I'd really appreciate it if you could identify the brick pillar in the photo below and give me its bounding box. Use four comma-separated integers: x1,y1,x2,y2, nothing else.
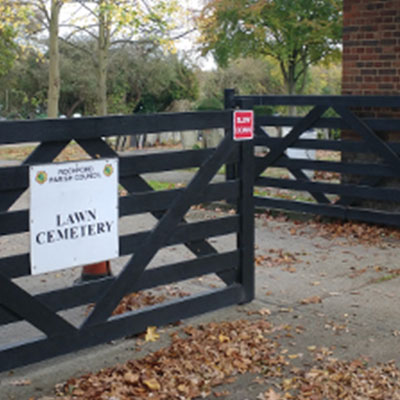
342,0,400,99
341,0,400,211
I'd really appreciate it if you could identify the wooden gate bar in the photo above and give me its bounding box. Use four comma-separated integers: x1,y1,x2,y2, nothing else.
256,177,400,202
0,273,77,336
0,285,243,372
334,106,400,172
256,125,331,205
234,95,400,108
82,135,237,328
0,111,231,144
0,141,69,212
0,181,239,237
0,251,240,326
269,158,398,178
255,136,400,154
255,105,328,177
77,138,237,285
0,215,239,281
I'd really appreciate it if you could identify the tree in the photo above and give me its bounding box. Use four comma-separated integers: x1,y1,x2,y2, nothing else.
198,57,283,102
58,39,98,116
7,0,68,117
47,0,63,118
0,26,18,79
63,0,180,115
197,0,342,98
304,62,341,95
0,46,48,118
0,1,31,79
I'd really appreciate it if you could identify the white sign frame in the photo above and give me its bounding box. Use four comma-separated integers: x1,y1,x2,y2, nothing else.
29,158,119,275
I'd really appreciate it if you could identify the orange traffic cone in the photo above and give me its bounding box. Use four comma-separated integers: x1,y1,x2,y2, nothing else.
79,260,112,282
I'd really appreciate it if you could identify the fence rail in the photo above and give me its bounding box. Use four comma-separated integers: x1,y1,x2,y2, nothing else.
225,89,400,227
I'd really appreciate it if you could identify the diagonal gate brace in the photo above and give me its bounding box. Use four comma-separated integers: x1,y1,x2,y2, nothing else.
334,106,400,174
82,135,237,328
0,272,77,337
0,141,70,212
256,125,331,205
76,138,236,285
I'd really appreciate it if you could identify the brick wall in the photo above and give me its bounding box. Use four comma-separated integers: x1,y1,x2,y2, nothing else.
342,0,400,99
341,0,400,211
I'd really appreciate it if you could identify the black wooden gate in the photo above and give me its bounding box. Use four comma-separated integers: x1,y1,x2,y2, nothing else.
225,89,400,227
0,111,254,371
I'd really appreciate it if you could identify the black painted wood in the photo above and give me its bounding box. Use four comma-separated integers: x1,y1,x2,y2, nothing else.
0,110,254,372
255,106,328,177
261,157,399,178
0,273,77,336
334,106,400,173
120,181,239,215
0,285,243,372
77,138,236,286
255,116,400,133
0,182,239,237
224,89,238,184
236,91,400,226
0,251,239,325
255,125,331,205
0,141,69,211
119,216,239,256
254,136,400,154
235,95,400,108
82,136,237,327
0,216,239,280
237,141,255,303
120,148,239,176
0,111,231,144
256,177,400,202
254,197,400,227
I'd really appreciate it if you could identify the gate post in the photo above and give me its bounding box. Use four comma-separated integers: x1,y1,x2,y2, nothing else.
224,89,237,182
237,123,255,304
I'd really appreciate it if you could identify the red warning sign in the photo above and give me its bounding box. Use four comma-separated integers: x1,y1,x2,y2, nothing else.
233,110,254,141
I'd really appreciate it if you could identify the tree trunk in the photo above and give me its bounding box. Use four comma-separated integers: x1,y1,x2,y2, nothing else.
286,62,297,117
47,0,61,118
97,6,109,116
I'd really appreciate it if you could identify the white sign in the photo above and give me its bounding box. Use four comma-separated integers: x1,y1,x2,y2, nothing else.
30,158,119,275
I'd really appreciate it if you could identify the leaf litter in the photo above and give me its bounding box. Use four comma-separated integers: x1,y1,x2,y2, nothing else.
32,316,400,400
258,212,400,247
86,286,190,317
47,320,287,400
255,249,301,270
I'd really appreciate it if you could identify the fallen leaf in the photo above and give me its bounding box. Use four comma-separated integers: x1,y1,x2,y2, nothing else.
214,390,231,397
300,296,322,305
263,388,281,400
123,372,139,384
145,326,160,342
10,379,31,386
219,334,230,343
143,378,161,391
